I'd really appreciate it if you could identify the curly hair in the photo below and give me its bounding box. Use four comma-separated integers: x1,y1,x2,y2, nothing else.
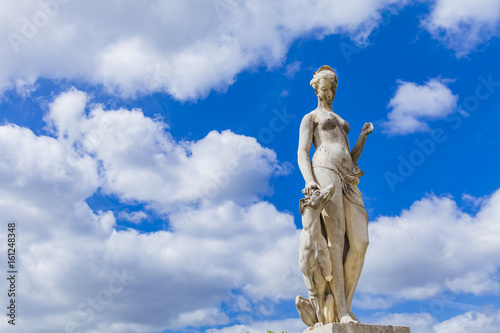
310,65,338,93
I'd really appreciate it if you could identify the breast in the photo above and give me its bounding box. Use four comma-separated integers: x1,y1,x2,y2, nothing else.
318,116,336,131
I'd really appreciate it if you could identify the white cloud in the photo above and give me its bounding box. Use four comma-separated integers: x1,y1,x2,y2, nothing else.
208,318,305,333
355,294,397,310
423,0,500,56
0,0,405,100
43,89,290,211
1,1,498,100
435,310,500,333
381,79,458,135
0,89,302,332
0,122,99,219
170,307,230,328
357,190,500,305
462,193,489,209
44,87,88,141
117,211,148,224
370,312,437,333
284,60,302,78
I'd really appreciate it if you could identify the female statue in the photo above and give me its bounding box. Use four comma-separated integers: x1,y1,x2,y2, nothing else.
296,65,373,327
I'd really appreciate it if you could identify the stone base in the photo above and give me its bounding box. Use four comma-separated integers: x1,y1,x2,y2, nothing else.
306,323,411,333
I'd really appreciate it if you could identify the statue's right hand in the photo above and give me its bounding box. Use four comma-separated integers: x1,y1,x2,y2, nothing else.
303,181,320,196
362,122,374,135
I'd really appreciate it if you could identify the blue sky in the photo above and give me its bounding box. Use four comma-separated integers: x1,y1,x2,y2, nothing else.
0,1,500,332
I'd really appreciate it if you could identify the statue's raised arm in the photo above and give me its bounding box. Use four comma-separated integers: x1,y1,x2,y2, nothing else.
351,122,373,163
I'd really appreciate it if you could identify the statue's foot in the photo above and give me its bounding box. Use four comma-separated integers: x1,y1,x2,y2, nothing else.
340,314,359,324
303,323,323,333
348,309,360,323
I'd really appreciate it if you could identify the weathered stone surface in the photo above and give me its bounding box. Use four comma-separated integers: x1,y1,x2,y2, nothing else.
307,323,411,333
296,65,374,325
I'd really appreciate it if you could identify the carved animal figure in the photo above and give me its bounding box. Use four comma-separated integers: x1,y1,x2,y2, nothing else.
297,183,335,326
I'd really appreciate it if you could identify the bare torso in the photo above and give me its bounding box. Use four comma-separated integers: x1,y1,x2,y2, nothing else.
309,109,354,176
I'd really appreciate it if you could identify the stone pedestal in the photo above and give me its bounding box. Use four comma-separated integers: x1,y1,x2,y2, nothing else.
307,323,411,333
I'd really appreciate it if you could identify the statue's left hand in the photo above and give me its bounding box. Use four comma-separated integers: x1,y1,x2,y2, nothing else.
362,122,373,135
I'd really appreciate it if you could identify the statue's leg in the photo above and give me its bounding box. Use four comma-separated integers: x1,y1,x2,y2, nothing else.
343,197,369,320
312,167,350,322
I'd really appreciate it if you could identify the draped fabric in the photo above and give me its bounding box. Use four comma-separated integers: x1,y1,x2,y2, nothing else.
315,163,368,223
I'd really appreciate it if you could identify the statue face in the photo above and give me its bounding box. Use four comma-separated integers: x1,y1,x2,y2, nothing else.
316,78,336,105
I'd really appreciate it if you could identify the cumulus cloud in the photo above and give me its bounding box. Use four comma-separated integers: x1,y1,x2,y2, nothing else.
284,60,302,79
365,310,500,333
0,0,405,100
434,310,500,333
117,210,148,224
423,0,500,56
371,312,437,333
381,79,458,135
1,1,499,100
208,318,305,333
357,190,500,305
0,89,302,332
44,89,290,211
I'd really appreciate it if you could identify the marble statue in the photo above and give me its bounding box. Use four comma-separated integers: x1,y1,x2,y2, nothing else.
296,65,373,329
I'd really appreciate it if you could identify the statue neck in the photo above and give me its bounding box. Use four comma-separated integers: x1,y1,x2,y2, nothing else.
317,98,333,111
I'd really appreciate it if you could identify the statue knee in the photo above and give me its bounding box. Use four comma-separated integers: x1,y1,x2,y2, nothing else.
352,236,369,255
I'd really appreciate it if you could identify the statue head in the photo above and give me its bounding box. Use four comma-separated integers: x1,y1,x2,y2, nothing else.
310,66,338,104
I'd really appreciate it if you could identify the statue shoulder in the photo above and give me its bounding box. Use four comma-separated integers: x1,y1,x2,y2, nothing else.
301,110,318,126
